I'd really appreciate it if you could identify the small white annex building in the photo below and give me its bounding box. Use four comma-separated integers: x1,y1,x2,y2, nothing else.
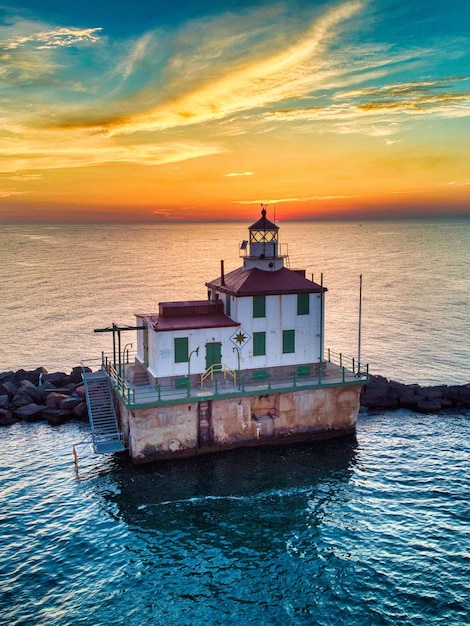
134,207,325,386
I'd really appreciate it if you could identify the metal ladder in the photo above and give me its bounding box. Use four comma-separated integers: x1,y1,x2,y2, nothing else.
82,370,125,453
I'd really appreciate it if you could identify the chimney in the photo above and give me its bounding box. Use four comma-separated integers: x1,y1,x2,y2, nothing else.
220,260,225,286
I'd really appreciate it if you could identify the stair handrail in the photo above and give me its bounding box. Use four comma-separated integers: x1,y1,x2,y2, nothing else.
81,366,126,454
201,363,237,389
81,366,97,438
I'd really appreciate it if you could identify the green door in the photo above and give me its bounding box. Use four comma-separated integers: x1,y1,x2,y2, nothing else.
205,342,222,370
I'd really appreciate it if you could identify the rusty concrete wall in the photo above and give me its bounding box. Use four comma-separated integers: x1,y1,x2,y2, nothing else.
118,384,362,463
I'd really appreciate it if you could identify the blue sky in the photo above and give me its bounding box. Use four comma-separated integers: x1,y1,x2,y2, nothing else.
1,0,469,221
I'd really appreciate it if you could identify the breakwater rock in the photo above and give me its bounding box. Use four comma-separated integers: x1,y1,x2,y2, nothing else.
0,367,91,426
1,367,469,428
361,375,470,414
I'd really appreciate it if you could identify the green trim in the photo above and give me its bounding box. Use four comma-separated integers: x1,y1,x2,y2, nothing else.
282,329,295,354
253,331,266,356
174,337,189,363
297,293,309,315
175,376,189,389
253,295,266,318
117,377,368,410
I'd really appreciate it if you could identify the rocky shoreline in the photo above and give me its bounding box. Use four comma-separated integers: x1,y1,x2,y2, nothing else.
0,366,91,427
361,375,470,414
0,367,469,427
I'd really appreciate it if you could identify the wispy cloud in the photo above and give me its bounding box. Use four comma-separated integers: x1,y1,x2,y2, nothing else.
0,129,226,172
7,173,42,181
53,0,366,134
115,32,158,83
2,26,102,50
1,0,469,183
264,76,470,136
234,194,361,205
0,189,28,197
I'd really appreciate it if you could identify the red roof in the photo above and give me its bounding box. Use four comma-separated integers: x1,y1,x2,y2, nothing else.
206,266,326,296
136,309,239,332
249,213,278,232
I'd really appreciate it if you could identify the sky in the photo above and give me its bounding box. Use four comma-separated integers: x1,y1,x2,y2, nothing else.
1,0,469,222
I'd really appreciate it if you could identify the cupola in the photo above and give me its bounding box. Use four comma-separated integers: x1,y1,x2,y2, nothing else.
242,205,285,272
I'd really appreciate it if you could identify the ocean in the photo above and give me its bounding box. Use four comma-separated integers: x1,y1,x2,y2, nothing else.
0,218,469,624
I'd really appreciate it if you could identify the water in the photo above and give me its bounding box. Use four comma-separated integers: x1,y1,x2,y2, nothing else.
0,219,469,384
0,413,468,625
0,218,469,624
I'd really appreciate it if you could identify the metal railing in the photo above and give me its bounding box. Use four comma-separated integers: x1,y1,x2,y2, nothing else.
201,363,237,388
84,350,368,409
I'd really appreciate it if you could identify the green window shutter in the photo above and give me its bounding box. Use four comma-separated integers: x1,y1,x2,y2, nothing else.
297,293,309,315
226,295,231,317
174,337,189,363
282,329,295,354
253,295,266,318
253,331,266,356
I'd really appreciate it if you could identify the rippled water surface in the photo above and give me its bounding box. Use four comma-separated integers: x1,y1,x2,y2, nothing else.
0,219,469,624
0,218,469,383
0,413,468,625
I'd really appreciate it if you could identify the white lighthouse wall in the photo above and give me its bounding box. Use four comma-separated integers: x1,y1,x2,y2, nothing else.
135,291,324,380
229,292,323,369
135,322,147,364
147,327,237,379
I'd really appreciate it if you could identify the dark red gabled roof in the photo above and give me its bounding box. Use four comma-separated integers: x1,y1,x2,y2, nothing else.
206,266,326,296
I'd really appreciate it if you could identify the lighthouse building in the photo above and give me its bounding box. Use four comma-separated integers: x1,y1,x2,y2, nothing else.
136,208,324,383
84,208,367,463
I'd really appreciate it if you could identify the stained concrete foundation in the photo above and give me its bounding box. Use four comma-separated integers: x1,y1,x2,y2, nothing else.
116,384,363,463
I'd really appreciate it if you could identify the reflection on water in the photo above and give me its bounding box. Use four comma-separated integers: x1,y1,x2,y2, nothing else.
0,414,469,625
0,219,469,385
103,436,359,527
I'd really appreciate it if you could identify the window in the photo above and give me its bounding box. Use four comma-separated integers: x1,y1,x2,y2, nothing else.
226,295,231,317
282,329,295,354
174,337,189,363
253,331,266,356
297,293,309,315
253,295,266,318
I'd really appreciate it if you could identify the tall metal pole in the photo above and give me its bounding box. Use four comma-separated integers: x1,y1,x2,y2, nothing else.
112,323,117,370
319,272,324,382
358,274,363,374
117,328,122,376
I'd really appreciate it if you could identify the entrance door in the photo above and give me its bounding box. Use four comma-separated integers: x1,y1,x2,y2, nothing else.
205,342,222,370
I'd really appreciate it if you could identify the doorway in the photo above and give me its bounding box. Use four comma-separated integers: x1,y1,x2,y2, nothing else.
205,342,222,370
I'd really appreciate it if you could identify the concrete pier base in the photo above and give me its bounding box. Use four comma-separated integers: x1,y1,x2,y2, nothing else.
116,384,363,464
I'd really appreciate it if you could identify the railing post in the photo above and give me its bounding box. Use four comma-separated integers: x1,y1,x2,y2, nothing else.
328,348,331,362
215,379,218,396
267,374,271,390
342,366,346,382
339,353,343,367
293,372,297,387
158,385,161,401
352,357,355,373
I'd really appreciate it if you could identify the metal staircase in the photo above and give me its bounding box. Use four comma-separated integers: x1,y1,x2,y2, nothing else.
82,369,125,454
